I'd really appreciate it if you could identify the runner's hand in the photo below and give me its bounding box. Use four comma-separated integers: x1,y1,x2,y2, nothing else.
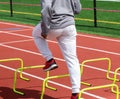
41,33,47,39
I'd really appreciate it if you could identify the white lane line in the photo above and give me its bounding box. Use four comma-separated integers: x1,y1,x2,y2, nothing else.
0,21,33,29
0,31,32,38
1,39,33,45
6,28,33,32
77,46,120,56
0,31,120,56
1,43,120,77
0,21,120,43
0,44,65,62
77,34,120,43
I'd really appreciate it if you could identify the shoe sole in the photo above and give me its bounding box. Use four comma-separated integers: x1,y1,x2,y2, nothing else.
44,64,58,72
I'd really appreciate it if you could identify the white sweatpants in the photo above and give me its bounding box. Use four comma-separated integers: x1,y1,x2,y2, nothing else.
32,23,81,93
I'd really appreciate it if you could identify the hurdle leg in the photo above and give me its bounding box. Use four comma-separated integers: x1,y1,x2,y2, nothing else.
13,65,45,95
19,65,45,81
40,78,48,99
0,58,30,81
40,74,69,99
105,58,119,81
20,65,57,91
45,71,57,91
81,82,92,87
111,67,120,94
13,68,25,95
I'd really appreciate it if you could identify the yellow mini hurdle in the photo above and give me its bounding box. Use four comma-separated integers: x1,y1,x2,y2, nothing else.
80,57,119,81
0,58,52,96
40,73,91,99
13,64,46,95
11,59,59,96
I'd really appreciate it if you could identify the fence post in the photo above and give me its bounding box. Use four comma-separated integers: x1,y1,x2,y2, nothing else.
93,0,97,27
10,0,13,17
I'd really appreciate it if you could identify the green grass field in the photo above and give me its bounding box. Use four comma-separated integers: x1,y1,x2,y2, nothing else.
0,0,120,38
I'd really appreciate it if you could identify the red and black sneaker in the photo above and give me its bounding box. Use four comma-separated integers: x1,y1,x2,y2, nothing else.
71,93,79,99
43,58,58,72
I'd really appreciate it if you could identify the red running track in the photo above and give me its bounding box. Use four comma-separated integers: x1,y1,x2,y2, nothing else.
0,21,120,99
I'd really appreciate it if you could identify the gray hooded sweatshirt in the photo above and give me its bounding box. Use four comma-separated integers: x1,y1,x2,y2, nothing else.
41,0,82,34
